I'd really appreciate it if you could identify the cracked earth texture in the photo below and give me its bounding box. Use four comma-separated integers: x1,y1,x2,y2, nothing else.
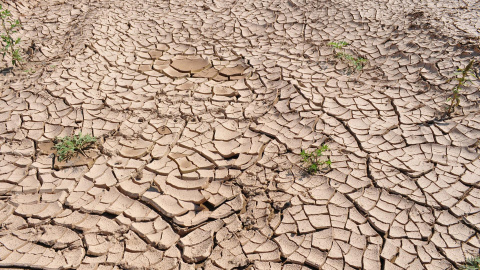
1,0,480,269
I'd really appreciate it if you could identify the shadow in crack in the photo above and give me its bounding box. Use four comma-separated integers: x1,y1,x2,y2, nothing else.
0,67,13,75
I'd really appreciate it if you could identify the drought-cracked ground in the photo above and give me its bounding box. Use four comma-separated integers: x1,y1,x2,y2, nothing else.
1,0,480,269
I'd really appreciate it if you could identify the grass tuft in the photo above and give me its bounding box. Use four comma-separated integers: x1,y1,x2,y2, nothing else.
328,40,367,71
54,133,97,162
460,256,480,270
300,144,331,174
445,60,477,117
1,4,23,67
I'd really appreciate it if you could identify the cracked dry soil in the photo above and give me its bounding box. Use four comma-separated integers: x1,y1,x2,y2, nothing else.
1,0,480,269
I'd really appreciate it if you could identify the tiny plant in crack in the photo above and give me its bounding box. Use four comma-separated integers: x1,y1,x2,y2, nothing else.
0,4,23,67
328,41,349,51
328,41,367,71
460,256,480,270
444,60,477,117
300,144,331,174
54,133,97,162
337,52,367,71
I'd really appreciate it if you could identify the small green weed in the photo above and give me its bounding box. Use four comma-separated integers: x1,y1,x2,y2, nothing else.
0,4,23,67
336,52,367,71
460,256,480,270
300,144,331,174
328,41,367,71
445,60,477,117
328,41,349,50
54,133,97,162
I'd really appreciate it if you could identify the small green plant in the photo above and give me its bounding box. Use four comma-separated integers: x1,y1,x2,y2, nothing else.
300,144,331,174
54,133,97,162
336,52,367,71
328,41,349,50
0,4,23,67
328,41,367,71
460,256,480,270
445,60,477,117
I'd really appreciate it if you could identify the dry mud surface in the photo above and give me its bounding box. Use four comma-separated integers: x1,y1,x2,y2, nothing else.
1,0,480,269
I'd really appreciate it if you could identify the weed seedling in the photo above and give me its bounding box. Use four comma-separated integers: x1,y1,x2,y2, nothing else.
328,41,367,71
0,4,23,67
300,144,331,174
328,41,349,50
460,256,480,270
445,60,477,117
336,52,367,71
54,133,97,162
